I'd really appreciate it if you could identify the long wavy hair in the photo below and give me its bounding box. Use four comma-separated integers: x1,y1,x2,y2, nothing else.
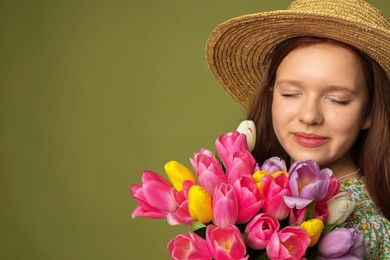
247,36,390,220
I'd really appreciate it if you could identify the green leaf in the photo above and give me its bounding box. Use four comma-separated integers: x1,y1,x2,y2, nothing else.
322,223,339,235
192,221,207,238
192,221,206,231
303,200,316,221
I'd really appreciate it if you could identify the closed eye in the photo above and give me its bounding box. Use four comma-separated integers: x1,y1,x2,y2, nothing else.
332,99,351,105
281,93,300,98
327,97,351,105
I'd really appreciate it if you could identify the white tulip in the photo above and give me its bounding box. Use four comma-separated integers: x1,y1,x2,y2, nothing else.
236,120,256,152
326,191,356,225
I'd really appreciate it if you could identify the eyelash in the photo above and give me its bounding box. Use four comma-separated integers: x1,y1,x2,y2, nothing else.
329,99,351,105
281,93,300,98
280,93,351,105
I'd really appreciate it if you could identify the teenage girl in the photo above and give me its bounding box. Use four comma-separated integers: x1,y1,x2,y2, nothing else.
206,0,390,258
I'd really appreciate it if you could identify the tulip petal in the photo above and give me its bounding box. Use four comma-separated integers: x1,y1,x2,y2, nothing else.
191,149,226,197
188,185,213,223
264,193,290,220
318,228,355,257
283,195,313,209
215,131,248,169
267,226,310,259
129,171,178,220
260,157,287,174
206,224,248,259
131,206,167,219
168,232,212,260
236,120,256,152
213,183,238,227
165,161,196,191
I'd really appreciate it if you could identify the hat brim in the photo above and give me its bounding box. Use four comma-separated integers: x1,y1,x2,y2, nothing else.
206,10,390,110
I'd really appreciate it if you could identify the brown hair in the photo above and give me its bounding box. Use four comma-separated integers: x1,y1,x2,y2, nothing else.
247,36,390,220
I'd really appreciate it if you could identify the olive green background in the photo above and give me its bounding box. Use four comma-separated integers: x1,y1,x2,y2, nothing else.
1,0,388,259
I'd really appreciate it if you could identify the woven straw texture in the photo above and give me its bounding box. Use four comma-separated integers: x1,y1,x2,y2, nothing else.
206,0,390,110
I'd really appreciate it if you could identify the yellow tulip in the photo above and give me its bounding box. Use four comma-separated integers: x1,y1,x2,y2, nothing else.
300,218,324,247
164,161,196,191
252,170,268,197
188,185,213,223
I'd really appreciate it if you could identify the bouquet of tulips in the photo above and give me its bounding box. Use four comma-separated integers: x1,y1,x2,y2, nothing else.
130,121,366,259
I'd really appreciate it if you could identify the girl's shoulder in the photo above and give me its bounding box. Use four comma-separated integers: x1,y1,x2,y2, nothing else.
341,177,390,259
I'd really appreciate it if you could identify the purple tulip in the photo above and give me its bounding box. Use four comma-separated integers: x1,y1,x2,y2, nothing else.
284,160,332,209
318,228,366,259
260,157,287,174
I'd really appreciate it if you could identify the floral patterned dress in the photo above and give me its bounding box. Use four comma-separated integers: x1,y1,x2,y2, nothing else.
341,177,390,259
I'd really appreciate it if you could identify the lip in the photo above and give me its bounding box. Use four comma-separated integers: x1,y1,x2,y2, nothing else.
292,132,329,148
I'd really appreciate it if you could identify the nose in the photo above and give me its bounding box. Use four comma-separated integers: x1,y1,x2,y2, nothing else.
298,98,324,125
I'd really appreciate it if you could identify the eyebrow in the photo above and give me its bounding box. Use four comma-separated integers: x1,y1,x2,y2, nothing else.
274,79,359,94
274,79,302,87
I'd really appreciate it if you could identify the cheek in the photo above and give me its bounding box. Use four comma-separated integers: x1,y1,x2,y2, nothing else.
271,100,283,131
325,110,365,144
272,98,297,129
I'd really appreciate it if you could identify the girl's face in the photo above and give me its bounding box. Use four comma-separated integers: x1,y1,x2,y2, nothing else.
272,43,371,174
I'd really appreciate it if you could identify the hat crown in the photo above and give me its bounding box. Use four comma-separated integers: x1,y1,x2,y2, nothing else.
289,0,390,31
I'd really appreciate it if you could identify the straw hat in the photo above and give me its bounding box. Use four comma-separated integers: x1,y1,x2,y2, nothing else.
206,0,390,110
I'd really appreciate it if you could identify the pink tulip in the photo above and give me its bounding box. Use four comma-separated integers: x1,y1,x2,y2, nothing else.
232,175,263,224
167,180,194,225
168,231,213,260
261,174,291,220
289,207,306,226
314,200,329,222
226,150,256,183
213,183,239,227
130,170,177,219
284,160,332,209
260,157,287,174
267,226,310,260
323,176,341,201
190,148,227,196
245,213,280,250
215,131,248,169
289,200,328,225
206,224,248,260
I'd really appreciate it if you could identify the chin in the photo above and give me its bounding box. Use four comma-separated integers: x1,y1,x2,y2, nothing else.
289,153,327,167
